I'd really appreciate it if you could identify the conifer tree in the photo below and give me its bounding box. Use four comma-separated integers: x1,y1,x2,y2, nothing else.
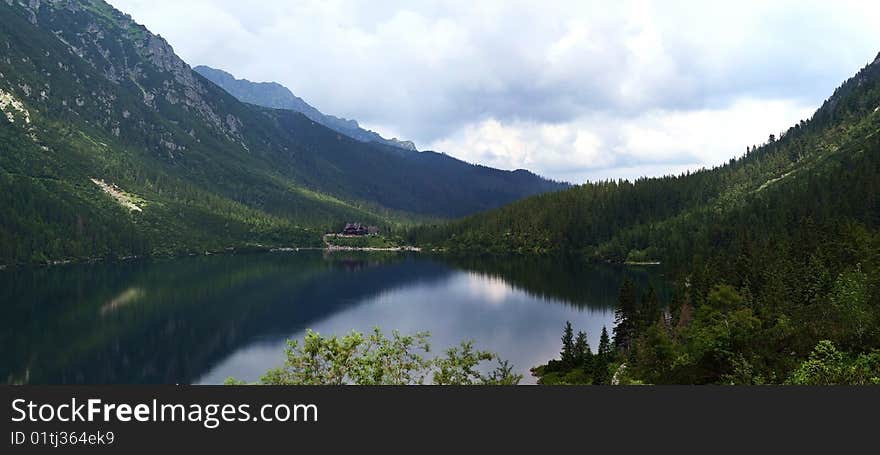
574,330,591,366
598,326,612,358
613,279,639,351
594,326,613,385
560,321,575,368
639,286,662,331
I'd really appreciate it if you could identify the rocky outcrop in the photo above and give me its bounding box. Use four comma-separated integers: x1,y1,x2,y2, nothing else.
17,0,241,143
386,138,417,151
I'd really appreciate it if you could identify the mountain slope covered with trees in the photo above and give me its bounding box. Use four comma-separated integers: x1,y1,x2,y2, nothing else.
411,53,880,384
0,0,565,265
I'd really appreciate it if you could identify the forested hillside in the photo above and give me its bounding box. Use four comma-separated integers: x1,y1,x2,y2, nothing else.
411,53,880,264
413,53,880,384
0,0,564,265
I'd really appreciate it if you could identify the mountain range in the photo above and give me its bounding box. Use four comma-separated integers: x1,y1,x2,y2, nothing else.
0,0,565,264
3,1,879,384
193,65,419,152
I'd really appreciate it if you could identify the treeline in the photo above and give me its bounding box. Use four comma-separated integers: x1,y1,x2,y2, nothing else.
406,53,880,265
532,322,615,385
537,260,880,385
420,54,880,384
613,266,877,384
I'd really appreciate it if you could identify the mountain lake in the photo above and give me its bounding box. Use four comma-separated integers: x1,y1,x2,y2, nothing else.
1,251,670,384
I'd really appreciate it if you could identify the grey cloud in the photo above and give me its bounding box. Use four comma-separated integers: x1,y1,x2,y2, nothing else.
109,0,880,180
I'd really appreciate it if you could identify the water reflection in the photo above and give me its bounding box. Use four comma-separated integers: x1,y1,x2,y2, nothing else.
1,252,667,384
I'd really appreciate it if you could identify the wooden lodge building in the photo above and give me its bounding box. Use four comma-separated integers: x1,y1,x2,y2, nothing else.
342,223,379,236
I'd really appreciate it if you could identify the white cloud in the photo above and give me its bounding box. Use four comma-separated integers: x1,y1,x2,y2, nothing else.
108,0,880,182
428,97,814,182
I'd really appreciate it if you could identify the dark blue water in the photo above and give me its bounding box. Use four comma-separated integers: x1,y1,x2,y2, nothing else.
1,251,668,384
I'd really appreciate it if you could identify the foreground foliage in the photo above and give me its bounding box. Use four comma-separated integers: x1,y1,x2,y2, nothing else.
786,340,880,385
535,269,880,385
226,328,522,385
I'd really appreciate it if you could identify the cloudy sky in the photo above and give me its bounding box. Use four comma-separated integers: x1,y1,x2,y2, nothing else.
110,0,880,183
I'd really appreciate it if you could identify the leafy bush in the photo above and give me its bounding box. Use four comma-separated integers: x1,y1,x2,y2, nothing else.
786,341,880,385
227,328,522,385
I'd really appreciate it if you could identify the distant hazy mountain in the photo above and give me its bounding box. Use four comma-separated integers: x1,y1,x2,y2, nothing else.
0,0,567,265
195,65,417,151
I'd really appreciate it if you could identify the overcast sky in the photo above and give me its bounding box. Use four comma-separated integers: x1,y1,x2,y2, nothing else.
110,0,880,183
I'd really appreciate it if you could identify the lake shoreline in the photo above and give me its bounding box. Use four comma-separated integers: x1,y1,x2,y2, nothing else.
0,244,426,272
0,244,661,272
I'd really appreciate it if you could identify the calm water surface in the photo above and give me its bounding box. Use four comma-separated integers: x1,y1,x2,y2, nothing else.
1,252,669,384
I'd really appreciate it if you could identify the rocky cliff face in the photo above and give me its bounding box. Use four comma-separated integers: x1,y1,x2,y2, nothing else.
9,0,242,150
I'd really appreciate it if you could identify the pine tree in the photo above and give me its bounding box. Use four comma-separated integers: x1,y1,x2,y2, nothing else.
574,330,591,366
598,326,612,358
639,285,661,331
560,321,575,368
594,326,613,385
613,279,639,351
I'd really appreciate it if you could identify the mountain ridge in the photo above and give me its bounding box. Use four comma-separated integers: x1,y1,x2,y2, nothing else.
0,0,567,264
194,65,418,152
